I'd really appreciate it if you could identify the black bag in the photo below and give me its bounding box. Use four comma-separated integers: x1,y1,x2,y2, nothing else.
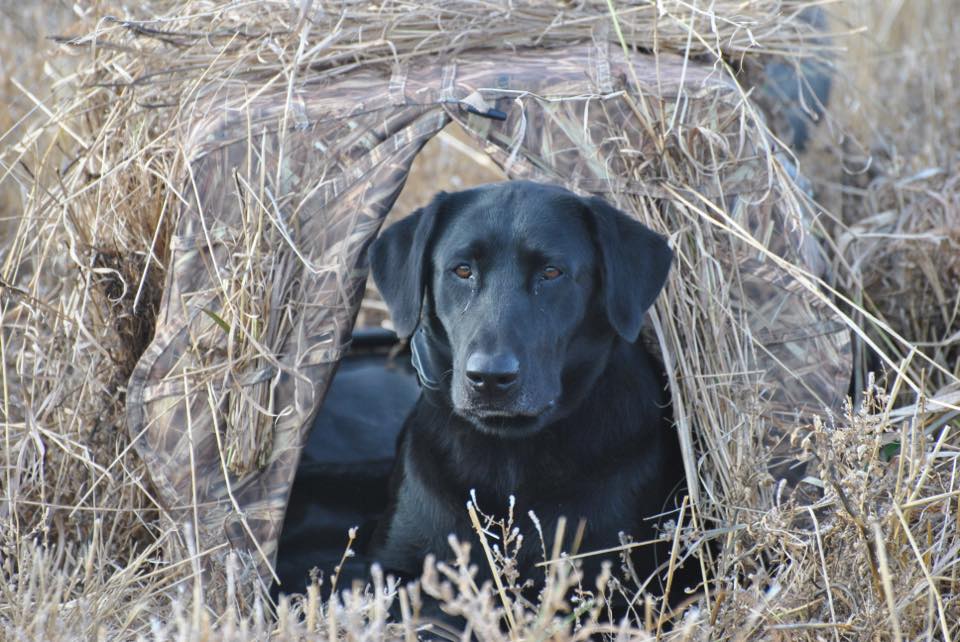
274,329,418,595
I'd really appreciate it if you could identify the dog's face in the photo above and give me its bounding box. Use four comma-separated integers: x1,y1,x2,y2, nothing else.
370,181,672,437
429,188,597,432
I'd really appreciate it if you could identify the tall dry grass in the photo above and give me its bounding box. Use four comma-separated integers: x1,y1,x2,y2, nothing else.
0,3,75,240
806,0,960,394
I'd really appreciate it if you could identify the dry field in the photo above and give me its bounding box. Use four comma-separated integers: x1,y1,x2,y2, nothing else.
1,1,959,640
0,4,75,241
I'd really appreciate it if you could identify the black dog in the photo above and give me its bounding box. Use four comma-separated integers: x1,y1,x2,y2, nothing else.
369,181,683,596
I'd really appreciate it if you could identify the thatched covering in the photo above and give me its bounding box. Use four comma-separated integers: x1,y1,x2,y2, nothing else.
126,37,852,589
2,1,960,639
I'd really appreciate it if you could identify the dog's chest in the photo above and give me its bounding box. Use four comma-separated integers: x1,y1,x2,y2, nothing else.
397,449,649,575
411,425,648,520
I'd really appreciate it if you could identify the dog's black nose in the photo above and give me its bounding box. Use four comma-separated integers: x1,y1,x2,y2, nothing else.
465,352,519,393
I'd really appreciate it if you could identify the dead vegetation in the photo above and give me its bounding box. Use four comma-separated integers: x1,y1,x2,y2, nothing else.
1,1,959,640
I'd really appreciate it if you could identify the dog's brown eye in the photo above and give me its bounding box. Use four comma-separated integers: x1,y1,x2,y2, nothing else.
454,264,473,279
542,266,562,280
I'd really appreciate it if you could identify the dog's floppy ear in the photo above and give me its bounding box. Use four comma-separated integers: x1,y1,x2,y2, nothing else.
584,195,673,342
368,194,445,338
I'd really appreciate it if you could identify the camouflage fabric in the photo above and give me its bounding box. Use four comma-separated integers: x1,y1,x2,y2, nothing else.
126,44,850,587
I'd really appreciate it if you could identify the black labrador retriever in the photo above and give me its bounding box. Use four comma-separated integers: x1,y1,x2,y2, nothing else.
369,180,683,595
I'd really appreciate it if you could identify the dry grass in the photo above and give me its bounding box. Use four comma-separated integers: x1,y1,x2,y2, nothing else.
1,1,959,640
805,1,960,398
0,3,76,242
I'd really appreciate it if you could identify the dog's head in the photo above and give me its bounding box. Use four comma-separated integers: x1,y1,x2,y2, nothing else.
370,181,672,437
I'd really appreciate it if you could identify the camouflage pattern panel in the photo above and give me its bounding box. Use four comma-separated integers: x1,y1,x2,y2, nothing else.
127,98,451,592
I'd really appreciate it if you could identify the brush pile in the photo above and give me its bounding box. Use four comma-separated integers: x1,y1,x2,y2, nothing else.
1,1,958,640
